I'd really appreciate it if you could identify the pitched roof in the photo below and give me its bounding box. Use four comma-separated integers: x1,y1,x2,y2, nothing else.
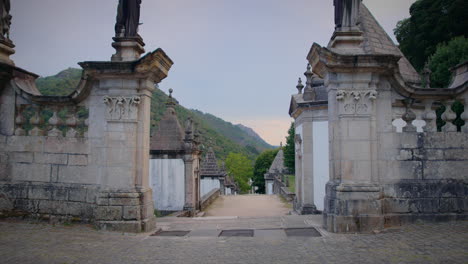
358,4,421,84
268,149,286,174
150,106,184,151
200,148,223,177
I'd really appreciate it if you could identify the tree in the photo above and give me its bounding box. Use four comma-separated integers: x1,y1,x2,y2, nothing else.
283,122,295,174
428,36,468,87
252,148,280,194
394,0,468,71
225,152,254,193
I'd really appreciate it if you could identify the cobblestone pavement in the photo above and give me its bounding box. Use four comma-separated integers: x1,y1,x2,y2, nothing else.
0,217,467,264
203,195,291,217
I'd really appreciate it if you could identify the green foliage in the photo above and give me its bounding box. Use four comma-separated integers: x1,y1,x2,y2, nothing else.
149,89,264,161
36,68,82,96
428,36,468,87
436,101,465,131
252,148,280,194
394,0,468,71
35,68,271,162
283,122,295,174
287,175,295,193
225,152,253,193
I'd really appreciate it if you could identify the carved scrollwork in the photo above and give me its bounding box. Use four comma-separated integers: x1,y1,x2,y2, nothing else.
103,96,141,120
335,90,378,115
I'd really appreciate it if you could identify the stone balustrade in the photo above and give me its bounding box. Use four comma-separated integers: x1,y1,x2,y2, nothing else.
14,104,89,138
392,99,467,133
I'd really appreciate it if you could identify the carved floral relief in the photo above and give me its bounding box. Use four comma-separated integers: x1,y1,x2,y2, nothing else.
336,90,377,115
103,96,141,120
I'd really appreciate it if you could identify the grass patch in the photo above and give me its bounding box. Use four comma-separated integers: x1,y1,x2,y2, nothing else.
154,209,162,218
287,175,295,193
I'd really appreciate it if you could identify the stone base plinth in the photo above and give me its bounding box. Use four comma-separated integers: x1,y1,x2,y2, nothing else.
323,182,384,233
111,37,145,62
0,39,15,65
95,188,156,233
296,204,320,215
328,30,364,54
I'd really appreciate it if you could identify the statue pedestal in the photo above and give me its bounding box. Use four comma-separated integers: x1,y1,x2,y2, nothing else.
328,30,364,54
0,39,15,65
111,37,145,62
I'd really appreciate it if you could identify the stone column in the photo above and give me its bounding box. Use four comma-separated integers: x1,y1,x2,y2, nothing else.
323,71,382,233
82,49,173,232
293,133,303,212
298,121,317,214
183,157,195,213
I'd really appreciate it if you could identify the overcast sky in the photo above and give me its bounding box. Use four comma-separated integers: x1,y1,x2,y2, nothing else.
10,0,415,145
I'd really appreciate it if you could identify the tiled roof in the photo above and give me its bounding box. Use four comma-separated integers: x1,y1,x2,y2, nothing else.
150,106,184,151
200,148,223,177
359,4,421,84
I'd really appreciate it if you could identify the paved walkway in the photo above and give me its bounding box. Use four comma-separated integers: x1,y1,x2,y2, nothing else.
203,194,291,217
0,217,467,264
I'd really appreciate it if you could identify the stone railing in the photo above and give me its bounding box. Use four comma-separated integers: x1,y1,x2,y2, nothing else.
392,100,467,133
14,104,89,137
200,188,220,211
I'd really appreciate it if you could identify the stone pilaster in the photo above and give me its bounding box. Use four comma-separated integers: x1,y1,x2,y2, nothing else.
81,49,173,232
323,71,383,233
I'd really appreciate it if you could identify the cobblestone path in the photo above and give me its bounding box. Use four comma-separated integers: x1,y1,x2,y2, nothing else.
0,217,467,264
203,194,291,217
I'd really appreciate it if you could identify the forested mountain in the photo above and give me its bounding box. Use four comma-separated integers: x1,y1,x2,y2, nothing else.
35,68,273,160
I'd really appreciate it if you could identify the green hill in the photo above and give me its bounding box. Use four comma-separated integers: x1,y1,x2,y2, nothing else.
36,68,273,161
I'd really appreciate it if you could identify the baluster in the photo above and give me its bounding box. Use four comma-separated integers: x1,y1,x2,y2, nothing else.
83,117,89,138
48,106,63,137
65,106,78,138
14,104,26,136
461,101,468,133
441,101,457,132
29,105,44,136
422,100,437,132
402,106,417,132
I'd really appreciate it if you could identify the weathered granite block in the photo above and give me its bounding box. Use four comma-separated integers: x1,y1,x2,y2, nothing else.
52,187,68,201
0,152,9,163
444,149,468,160
408,199,439,213
11,163,51,182
108,197,140,206
383,198,410,213
6,137,44,152
422,133,446,148
43,137,89,154
68,154,88,166
0,192,13,211
439,198,464,213
444,133,466,148
34,153,68,165
96,206,122,221
69,188,87,202
0,163,11,181
425,149,444,160
424,161,468,180
123,205,141,220
28,185,51,200
11,152,33,163
86,188,99,203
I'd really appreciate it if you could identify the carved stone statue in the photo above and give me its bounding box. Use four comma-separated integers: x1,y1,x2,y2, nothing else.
0,0,11,40
115,0,142,38
334,0,361,29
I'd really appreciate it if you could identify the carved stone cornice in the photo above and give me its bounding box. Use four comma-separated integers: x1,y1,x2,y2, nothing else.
307,43,468,100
